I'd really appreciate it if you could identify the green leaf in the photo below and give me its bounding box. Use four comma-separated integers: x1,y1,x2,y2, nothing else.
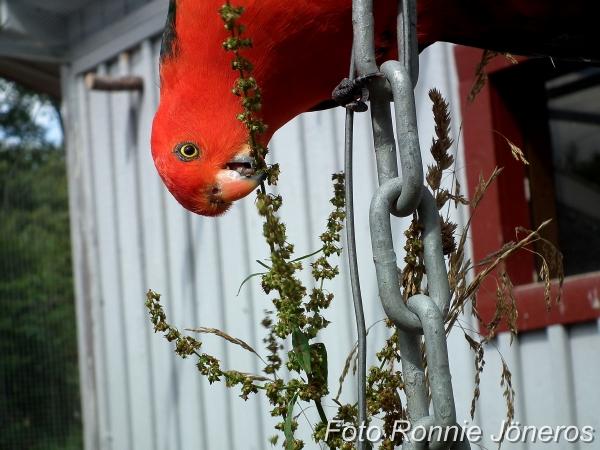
284,392,299,450
290,247,323,263
292,327,311,374
236,272,266,296
311,342,328,385
255,259,271,269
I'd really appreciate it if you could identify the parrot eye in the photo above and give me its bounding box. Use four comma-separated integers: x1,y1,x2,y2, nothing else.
175,142,200,161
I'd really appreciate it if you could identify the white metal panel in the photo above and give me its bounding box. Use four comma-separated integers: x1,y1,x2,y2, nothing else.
546,325,578,445
62,27,600,450
107,52,156,450
61,63,100,450
61,38,475,449
570,321,600,436
132,38,175,450
86,62,135,450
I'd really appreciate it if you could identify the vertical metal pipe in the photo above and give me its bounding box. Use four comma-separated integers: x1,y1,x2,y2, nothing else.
344,52,368,450
352,0,392,99
397,0,419,86
352,0,378,76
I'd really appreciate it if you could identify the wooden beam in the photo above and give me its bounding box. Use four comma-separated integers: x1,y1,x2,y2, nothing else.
85,73,144,91
0,57,61,98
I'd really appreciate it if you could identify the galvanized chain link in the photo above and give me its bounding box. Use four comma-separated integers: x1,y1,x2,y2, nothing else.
345,0,473,448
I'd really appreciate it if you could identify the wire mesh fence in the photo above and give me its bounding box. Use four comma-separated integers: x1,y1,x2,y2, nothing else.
0,78,82,450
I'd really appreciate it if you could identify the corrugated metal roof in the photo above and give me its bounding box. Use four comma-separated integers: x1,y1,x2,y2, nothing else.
0,0,153,63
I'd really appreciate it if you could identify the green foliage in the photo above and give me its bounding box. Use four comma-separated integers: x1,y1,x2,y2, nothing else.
219,5,349,447
219,1,275,183
147,4,362,449
145,169,347,447
146,16,568,449
0,79,81,449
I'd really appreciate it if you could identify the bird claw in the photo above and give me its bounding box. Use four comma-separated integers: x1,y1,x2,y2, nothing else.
332,72,385,112
346,100,369,112
332,78,358,107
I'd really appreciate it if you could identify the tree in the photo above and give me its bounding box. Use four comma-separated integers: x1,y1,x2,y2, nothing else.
0,78,82,450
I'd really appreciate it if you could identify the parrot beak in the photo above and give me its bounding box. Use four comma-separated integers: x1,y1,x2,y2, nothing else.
212,151,266,205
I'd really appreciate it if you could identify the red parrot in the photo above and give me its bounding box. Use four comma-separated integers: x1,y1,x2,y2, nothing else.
151,0,597,216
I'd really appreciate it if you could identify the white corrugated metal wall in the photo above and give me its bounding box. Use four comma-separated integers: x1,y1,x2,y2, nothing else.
59,5,600,449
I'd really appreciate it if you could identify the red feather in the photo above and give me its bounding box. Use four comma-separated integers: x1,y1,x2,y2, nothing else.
152,0,597,216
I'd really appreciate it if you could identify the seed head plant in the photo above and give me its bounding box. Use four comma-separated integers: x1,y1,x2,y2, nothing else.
146,7,564,450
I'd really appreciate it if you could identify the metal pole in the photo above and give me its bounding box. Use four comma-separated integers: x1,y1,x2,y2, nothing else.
344,50,368,450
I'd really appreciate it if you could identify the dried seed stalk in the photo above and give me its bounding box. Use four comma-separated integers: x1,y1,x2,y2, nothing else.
467,50,498,105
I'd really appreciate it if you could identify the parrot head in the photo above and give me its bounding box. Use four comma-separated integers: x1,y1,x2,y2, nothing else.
151,91,266,217
150,0,347,217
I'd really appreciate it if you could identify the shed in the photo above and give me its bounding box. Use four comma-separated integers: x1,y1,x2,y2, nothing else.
1,1,599,449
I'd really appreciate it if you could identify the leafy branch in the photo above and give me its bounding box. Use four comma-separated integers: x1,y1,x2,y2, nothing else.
146,14,566,450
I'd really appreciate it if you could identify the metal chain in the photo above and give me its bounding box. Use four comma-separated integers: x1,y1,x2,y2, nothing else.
345,0,473,448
